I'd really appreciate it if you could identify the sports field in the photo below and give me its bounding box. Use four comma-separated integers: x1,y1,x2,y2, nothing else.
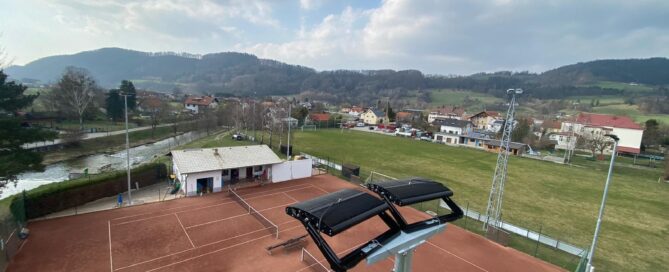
7,175,562,272
289,129,669,271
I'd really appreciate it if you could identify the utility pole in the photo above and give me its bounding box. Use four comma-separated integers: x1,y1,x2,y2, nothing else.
287,103,291,160
586,134,619,272
483,88,522,231
121,93,132,205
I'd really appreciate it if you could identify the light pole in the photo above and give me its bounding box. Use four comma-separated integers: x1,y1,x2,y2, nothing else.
121,93,133,205
585,134,619,272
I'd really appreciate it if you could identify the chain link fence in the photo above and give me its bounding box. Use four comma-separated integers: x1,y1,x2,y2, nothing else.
0,192,27,271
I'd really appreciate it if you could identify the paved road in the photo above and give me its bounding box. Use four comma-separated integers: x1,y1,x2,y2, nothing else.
22,123,176,149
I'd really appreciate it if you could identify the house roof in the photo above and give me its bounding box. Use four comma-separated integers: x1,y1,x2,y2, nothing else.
366,109,384,117
433,118,472,128
468,111,500,119
309,113,330,122
542,120,562,130
485,139,527,149
185,96,216,106
171,145,282,174
617,146,641,154
431,106,465,116
575,113,642,130
396,112,412,119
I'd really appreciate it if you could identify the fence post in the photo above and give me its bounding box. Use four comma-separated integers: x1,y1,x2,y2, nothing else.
464,202,469,230
535,224,543,257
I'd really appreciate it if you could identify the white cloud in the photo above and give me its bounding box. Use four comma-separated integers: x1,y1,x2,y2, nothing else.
5,0,669,74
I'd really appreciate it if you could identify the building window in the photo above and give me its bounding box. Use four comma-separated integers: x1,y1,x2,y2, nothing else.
254,166,262,172
222,169,229,176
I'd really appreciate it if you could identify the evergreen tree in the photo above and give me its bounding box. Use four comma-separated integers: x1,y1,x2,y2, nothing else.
119,80,137,110
105,89,123,123
0,70,57,186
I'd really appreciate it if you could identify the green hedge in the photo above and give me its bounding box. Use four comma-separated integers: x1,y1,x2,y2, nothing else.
9,162,167,219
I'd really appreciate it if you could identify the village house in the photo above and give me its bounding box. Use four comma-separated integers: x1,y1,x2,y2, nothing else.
428,106,466,123
395,111,414,123
560,112,644,154
468,111,501,130
184,95,218,114
171,145,312,196
361,109,387,125
348,106,365,117
308,113,331,124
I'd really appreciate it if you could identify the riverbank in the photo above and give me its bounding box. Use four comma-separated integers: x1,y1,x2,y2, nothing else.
43,125,187,164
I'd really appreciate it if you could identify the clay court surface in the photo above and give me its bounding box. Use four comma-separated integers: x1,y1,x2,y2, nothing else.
8,175,563,272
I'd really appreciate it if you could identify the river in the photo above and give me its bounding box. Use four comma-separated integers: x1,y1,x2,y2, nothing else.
1,131,208,199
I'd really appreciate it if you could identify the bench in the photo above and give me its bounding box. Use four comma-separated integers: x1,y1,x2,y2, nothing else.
266,234,308,255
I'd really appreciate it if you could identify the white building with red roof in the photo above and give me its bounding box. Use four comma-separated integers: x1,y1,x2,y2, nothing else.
184,95,218,114
560,112,644,154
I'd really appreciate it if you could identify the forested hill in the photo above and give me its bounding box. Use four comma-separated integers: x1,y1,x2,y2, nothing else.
5,47,668,99
539,58,669,86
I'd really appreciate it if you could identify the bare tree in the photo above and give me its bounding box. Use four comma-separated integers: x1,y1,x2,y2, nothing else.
141,96,170,137
664,150,669,181
51,67,99,130
578,131,613,159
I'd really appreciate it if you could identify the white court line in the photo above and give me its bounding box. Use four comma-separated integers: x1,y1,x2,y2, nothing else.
294,241,367,272
309,183,331,194
110,184,313,223
186,201,295,230
175,214,195,248
108,221,113,272
283,192,300,203
426,241,489,272
114,220,301,271
144,224,304,272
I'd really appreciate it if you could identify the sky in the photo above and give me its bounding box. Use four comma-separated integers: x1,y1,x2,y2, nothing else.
1,0,668,75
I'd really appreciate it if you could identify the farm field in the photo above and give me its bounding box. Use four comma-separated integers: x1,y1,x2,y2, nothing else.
429,89,503,108
284,129,668,272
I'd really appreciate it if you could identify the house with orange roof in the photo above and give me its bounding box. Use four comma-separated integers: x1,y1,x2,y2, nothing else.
468,111,501,130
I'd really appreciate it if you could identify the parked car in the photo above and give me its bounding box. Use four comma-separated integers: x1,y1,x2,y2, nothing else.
356,122,365,127
420,135,433,141
368,126,375,130
232,134,244,140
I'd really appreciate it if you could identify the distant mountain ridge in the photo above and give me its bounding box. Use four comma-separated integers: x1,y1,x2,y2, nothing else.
5,48,668,97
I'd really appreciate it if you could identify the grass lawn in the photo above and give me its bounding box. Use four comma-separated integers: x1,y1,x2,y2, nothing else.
42,120,139,132
583,81,656,93
287,129,668,271
591,104,669,124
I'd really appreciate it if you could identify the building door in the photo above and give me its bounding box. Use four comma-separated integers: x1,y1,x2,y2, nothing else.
246,167,253,179
196,177,213,194
231,169,239,181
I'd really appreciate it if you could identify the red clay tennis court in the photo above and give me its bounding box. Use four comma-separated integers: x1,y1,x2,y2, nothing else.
8,175,564,272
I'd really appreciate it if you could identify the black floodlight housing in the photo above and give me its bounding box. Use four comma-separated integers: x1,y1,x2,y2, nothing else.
286,189,400,272
367,178,463,232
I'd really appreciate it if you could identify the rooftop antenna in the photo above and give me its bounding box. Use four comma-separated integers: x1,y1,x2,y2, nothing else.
483,88,522,232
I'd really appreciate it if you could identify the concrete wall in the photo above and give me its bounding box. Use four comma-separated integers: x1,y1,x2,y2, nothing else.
271,159,312,183
613,127,643,150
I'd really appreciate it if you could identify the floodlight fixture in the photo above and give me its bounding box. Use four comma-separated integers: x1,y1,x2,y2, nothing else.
286,189,401,272
366,178,463,233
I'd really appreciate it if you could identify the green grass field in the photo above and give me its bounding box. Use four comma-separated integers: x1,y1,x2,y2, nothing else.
583,81,656,93
429,89,503,108
591,104,669,124
284,129,668,271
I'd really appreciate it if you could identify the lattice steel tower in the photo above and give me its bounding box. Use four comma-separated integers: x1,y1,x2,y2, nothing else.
483,88,523,231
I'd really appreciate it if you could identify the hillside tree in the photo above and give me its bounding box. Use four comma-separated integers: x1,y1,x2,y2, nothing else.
51,67,100,130
0,70,57,188
105,89,123,123
119,80,137,110
578,132,613,159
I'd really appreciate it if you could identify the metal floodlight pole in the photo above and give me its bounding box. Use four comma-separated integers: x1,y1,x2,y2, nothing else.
585,134,619,272
123,93,132,205
287,103,292,160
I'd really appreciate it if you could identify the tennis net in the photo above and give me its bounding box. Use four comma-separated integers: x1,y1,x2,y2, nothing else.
230,189,279,239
